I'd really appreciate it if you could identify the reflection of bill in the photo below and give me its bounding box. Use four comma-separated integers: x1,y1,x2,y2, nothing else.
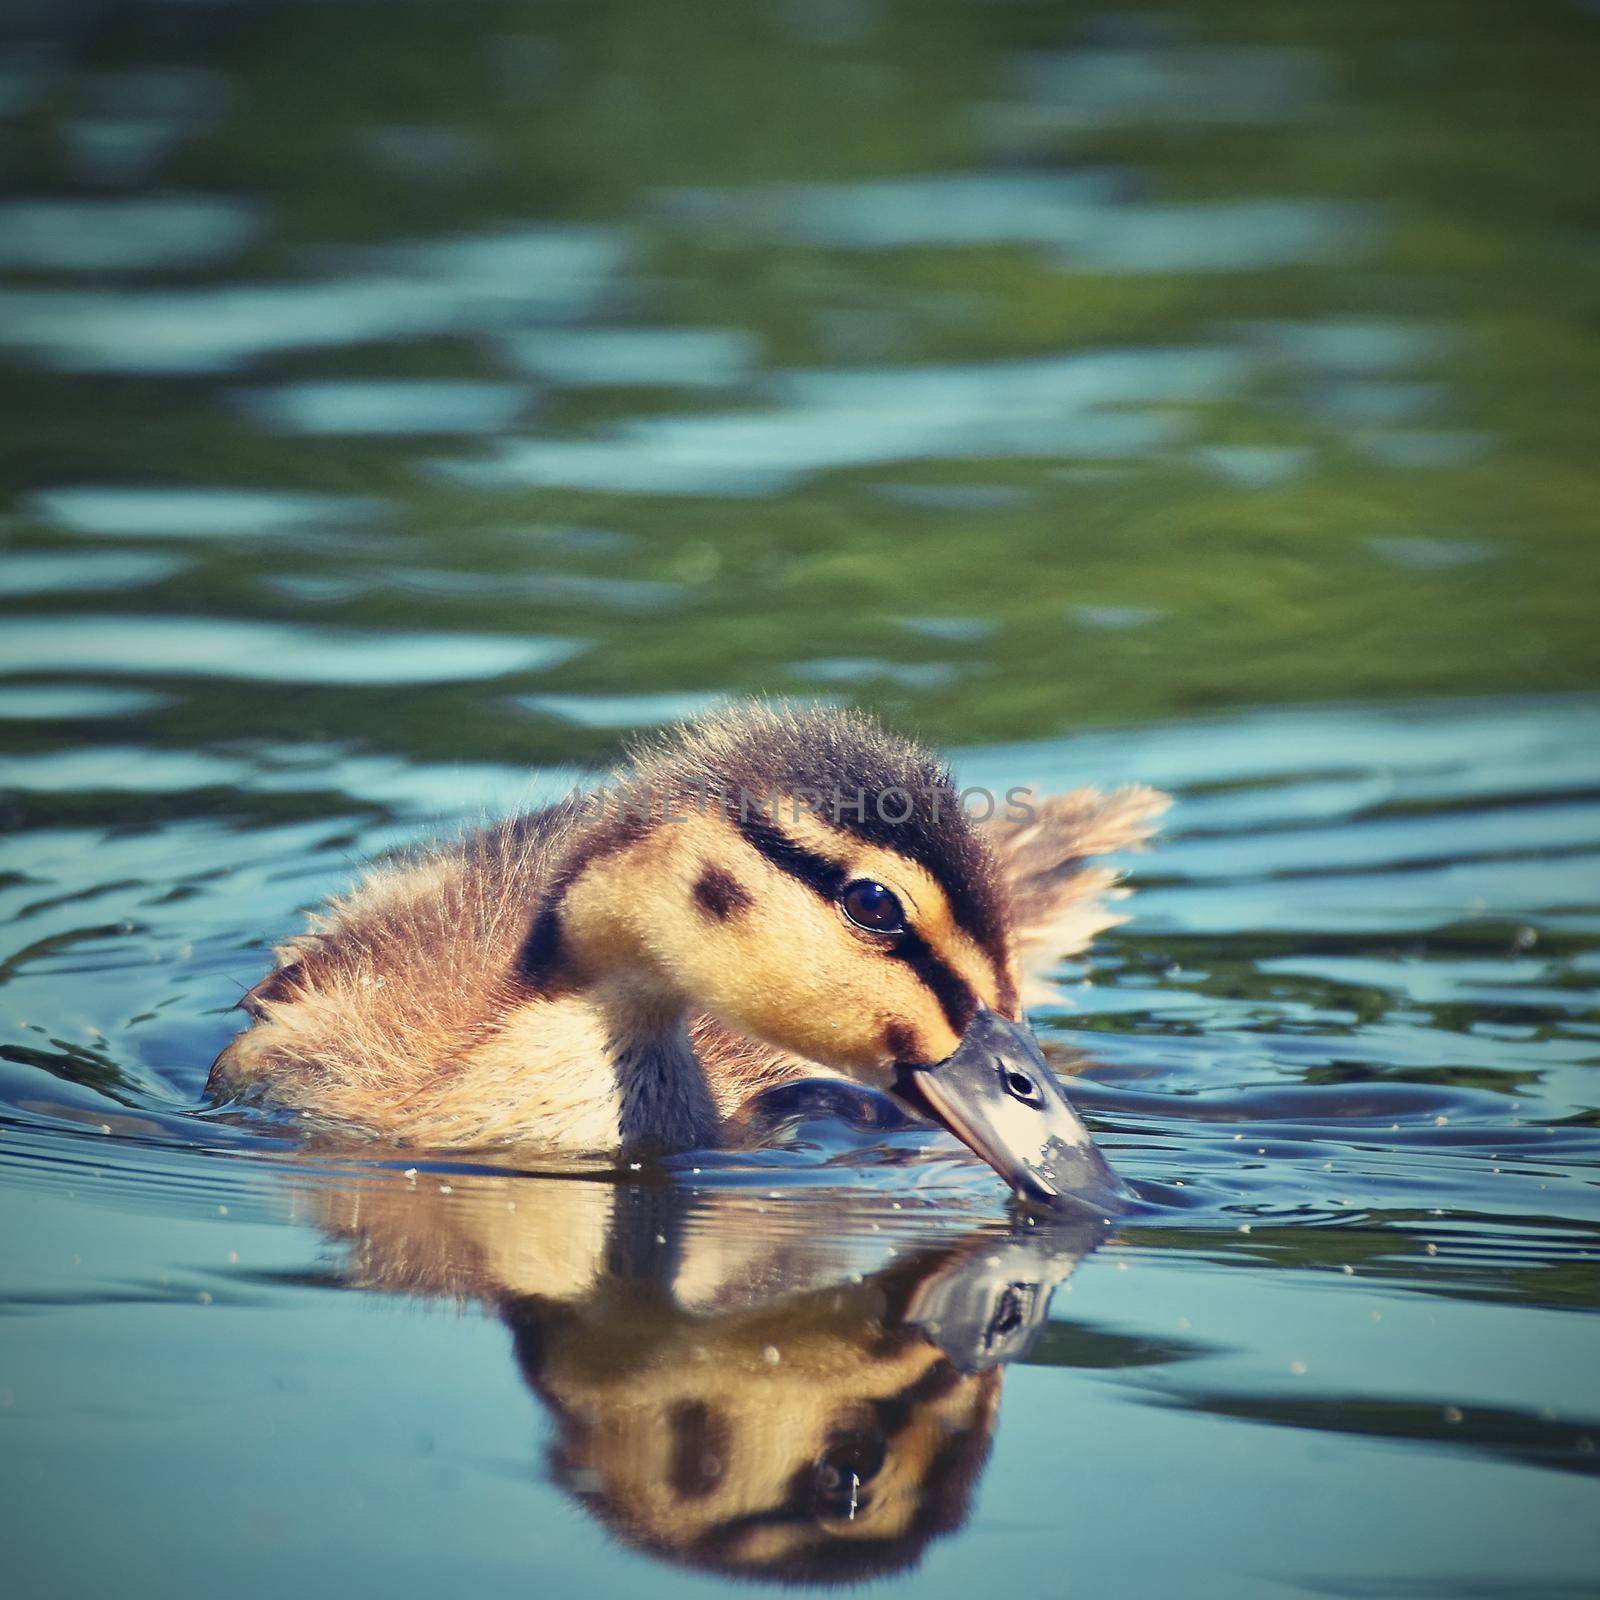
299,1153,1105,1585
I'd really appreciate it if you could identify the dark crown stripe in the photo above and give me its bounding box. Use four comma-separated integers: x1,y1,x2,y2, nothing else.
732,813,848,901
515,902,565,988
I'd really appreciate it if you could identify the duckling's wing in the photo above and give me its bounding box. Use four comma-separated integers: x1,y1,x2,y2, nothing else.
207,809,569,1120
981,784,1169,1006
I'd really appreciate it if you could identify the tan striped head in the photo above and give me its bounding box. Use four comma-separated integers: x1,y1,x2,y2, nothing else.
518,705,1019,1085
518,705,1122,1203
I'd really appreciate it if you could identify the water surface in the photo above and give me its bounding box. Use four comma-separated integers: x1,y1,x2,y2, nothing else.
3,2,1599,1595
4,694,1598,1596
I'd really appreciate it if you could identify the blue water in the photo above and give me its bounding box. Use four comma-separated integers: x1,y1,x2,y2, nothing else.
4,695,1598,1596
4,1,1600,1592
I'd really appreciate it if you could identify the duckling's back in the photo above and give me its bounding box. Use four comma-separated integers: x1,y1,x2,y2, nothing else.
207,805,574,1124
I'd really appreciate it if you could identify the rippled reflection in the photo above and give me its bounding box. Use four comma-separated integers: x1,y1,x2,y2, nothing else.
2,0,1599,1593
291,1162,1102,1585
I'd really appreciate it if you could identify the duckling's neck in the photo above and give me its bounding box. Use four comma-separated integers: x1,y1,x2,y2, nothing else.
510,814,721,1149
424,981,717,1152
590,979,719,1152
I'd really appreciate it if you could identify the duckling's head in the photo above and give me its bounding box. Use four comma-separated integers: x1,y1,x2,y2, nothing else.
521,703,1118,1204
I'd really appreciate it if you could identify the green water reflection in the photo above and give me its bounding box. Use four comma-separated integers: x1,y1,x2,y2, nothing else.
3,0,1599,778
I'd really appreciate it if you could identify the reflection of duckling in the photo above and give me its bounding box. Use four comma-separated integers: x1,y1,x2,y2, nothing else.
518,1276,1000,1584
300,1165,1101,1585
213,704,1163,1200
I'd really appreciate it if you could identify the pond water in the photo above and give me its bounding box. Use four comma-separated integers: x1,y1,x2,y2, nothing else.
3,2,1599,1596
5,694,1599,1596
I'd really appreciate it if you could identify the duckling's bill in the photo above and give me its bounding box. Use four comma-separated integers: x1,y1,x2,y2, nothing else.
896,1008,1130,1213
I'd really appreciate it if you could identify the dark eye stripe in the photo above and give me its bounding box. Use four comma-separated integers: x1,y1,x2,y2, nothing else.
882,1021,921,1061
887,928,978,1037
735,815,979,1037
732,813,848,901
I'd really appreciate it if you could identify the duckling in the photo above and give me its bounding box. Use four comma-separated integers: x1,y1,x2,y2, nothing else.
209,703,1165,1200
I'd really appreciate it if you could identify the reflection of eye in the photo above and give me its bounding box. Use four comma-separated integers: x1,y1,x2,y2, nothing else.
813,1429,887,1519
1002,1068,1045,1108
984,1283,1031,1352
840,879,905,933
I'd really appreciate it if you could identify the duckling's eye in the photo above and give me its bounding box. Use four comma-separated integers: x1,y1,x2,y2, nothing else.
812,1429,887,1517
840,879,904,934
